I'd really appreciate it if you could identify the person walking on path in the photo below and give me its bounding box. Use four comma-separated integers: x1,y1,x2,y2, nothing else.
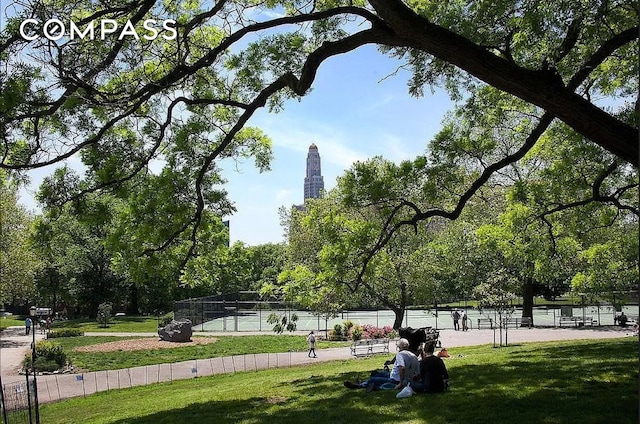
25,317,32,335
307,331,317,358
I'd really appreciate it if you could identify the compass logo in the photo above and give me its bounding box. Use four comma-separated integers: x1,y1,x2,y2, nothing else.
19,19,177,41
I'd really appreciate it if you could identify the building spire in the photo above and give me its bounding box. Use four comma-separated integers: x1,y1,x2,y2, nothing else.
304,143,324,200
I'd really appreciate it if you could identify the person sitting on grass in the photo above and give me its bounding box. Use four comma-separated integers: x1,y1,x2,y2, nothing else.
344,338,419,392
409,340,450,395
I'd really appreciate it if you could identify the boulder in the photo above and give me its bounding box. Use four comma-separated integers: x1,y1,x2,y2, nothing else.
158,319,193,342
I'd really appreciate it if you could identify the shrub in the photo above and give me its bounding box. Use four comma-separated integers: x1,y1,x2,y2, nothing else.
343,320,354,332
333,323,343,336
33,358,61,373
349,324,363,341
47,329,84,338
97,302,113,328
361,324,396,339
23,340,69,372
158,312,174,328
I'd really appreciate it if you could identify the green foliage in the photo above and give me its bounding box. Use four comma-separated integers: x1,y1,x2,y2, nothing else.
97,303,113,328
47,329,84,338
31,196,130,317
349,324,363,341
23,340,68,372
328,323,345,341
2,0,637,323
0,174,39,305
158,312,175,328
266,312,298,334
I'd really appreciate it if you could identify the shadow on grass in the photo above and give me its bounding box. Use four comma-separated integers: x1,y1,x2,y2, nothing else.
105,339,638,424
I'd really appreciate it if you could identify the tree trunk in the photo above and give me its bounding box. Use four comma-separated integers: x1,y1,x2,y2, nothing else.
127,284,139,315
392,307,405,329
522,277,535,326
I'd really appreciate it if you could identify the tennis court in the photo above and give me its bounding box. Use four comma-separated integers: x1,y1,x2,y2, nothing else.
187,304,639,333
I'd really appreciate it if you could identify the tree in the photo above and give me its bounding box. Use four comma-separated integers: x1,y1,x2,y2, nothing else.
473,269,518,347
1,0,636,268
0,172,39,308
31,197,130,318
97,302,113,328
278,161,449,328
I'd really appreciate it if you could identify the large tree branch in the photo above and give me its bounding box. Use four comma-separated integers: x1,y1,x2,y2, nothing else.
539,160,640,218
2,5,385,170
172,28,393,266
352,112,556,287
368,0,638,166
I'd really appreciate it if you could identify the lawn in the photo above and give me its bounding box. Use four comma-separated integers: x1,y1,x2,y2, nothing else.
0,316,24,330
52,316,162,333
37,338,639,424
50,334,348,371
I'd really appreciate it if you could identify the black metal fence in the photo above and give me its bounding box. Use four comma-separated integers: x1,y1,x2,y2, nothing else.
0,376,38,424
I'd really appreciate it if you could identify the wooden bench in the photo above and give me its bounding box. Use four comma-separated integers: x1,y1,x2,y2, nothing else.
521,317,533,327
501,317,533,328
558,316,583,327
477,318,493,329
559,316,598,327
350,338,390,357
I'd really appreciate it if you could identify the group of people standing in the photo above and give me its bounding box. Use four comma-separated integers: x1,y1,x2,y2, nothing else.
343,337,449,398
25,316,51,335
451,309,468,331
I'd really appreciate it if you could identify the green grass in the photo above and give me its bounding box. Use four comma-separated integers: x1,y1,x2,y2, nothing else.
47,335,349,371
37,338,638,424
52,316,161,333
0,316,24,329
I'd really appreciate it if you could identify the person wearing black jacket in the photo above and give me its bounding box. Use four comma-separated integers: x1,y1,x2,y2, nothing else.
412,341,450,393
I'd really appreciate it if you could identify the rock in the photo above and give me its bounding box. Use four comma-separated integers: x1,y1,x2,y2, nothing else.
158,319,193,342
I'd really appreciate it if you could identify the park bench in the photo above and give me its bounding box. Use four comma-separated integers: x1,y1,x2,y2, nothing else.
350,338,390,357
502,317,532,328
521,317,533,327
558,316,581,327
477,318,493,329
559,316,598,327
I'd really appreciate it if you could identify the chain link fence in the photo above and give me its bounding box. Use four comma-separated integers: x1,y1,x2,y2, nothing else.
0,377,38,424
4,350,317,405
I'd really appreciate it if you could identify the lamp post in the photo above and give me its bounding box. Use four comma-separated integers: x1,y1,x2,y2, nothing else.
29,306,40,424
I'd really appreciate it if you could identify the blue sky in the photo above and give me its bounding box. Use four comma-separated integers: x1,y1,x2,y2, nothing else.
220,44,453,245
15,41,454,247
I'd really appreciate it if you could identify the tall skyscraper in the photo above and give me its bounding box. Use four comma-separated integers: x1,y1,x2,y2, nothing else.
304,143,324,200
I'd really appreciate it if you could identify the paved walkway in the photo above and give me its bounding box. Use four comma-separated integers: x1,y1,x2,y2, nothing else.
0,325,634,403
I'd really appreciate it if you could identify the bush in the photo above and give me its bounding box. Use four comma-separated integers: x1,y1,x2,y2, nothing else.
47,329,84,338
33,358,61,373
361,324,396,339
349,324,363,341
158,312,174,328
23,340,69,372
97,302,113,328
343,320,354,332
328,323,346,341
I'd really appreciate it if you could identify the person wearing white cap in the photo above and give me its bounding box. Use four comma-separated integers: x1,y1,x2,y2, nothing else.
344,338,419,392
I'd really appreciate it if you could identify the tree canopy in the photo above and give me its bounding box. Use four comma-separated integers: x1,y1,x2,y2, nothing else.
1,1,637,305
0,173,39,306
